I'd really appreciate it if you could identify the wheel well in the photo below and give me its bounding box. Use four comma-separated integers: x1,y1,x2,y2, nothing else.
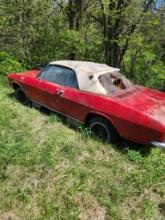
85,113,119,138
85,113,111,126
12,82,21,90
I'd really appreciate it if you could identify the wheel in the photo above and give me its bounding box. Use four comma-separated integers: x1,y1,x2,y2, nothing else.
88,116,118,143
15,87,28,105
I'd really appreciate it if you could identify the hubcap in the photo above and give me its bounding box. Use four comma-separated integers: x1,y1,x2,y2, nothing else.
90,122,109,142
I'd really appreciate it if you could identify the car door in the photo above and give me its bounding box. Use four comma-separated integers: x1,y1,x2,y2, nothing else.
22,66,57,106
36,65,79,114
30,65,91,121
42,65,90,121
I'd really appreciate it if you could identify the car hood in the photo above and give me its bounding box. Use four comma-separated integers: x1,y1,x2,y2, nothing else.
116,86,165,124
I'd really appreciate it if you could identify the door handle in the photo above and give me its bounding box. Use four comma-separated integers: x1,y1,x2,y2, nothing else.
56,89,64,96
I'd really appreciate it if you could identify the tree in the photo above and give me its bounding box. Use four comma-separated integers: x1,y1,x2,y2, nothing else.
0,0,164,89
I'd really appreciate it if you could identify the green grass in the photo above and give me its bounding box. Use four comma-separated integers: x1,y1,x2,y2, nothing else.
0,77,165,220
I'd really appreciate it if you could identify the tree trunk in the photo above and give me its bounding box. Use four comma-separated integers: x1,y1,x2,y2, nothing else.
67,0,83,59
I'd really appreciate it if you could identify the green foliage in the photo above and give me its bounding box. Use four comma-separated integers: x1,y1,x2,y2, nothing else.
0,51,24,76
0,51,13,62
123,31,165,89
0,0,164,90
124,47,165,89
0,59,24,76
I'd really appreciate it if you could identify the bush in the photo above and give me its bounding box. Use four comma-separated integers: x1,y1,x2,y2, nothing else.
0,51,14,62
123,35,165,91
0,51,24,76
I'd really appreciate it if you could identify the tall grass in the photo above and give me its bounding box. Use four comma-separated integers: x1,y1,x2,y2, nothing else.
0,78,165,219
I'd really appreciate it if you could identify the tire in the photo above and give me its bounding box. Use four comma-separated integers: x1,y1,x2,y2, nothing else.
88,116,119,143
15,87,28,105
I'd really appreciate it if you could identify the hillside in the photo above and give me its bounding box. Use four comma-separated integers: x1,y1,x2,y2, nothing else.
0,77,165,219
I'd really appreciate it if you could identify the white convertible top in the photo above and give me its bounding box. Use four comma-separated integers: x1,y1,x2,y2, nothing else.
50,60,119,94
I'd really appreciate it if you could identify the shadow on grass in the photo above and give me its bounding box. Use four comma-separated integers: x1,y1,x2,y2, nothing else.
114,139,152,157
7,92,15,98
8,92,152,157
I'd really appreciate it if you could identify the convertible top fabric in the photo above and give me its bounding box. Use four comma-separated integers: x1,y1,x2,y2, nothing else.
50,60,119,94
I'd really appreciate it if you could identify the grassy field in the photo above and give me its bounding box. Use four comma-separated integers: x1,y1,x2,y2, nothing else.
0,76,165,220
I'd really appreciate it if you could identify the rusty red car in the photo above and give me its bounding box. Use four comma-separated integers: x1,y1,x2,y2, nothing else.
8,61,165,148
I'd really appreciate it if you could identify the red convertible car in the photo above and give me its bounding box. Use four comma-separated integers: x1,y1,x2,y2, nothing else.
8,61,165,148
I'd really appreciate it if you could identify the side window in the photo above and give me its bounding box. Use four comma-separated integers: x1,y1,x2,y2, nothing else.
39,65,79,89
39,65,51,79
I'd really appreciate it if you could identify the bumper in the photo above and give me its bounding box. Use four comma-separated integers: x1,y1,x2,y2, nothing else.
151,141,165,149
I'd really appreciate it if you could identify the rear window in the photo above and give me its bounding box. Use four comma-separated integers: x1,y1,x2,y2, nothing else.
99,71,133,95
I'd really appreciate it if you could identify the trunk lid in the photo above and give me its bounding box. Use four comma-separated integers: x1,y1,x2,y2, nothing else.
116,86,165,124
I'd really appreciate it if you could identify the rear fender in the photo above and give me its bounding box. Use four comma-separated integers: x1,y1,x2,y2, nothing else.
85,111,117,131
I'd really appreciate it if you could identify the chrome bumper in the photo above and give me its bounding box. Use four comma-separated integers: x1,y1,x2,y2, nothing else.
151,141,165,149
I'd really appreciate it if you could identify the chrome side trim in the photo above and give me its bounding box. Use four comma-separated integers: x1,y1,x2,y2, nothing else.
30,99,83,125
151,141,165,149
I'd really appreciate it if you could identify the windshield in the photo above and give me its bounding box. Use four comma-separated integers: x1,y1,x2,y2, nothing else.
98,71,133,95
